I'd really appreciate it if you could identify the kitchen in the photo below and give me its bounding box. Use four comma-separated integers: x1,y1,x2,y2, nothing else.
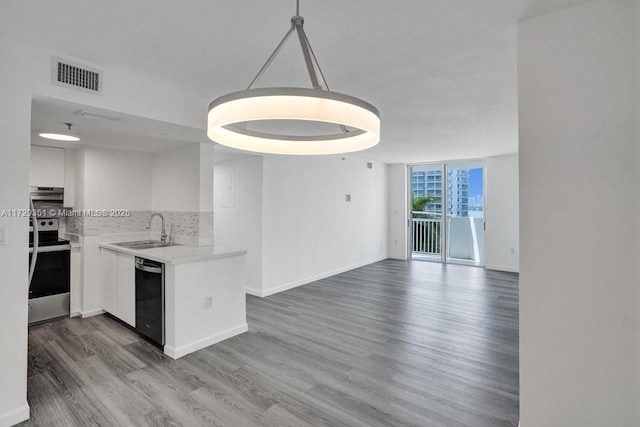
0,28,389,424
28,96,248,358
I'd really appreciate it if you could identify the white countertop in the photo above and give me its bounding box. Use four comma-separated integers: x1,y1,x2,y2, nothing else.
99,241,246,265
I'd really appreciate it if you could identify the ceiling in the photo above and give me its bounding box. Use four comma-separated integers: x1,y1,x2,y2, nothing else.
2,0,594,163
31,97,204,153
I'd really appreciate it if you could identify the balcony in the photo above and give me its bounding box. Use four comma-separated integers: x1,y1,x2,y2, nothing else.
411,213,484,266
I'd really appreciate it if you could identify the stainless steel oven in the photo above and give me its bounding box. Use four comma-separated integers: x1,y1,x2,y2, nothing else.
28,217,71,325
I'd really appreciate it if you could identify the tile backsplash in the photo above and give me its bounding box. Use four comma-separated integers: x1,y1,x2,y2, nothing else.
65,210,214,246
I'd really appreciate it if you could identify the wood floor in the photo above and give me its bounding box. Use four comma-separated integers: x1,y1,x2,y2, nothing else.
20,260,519,427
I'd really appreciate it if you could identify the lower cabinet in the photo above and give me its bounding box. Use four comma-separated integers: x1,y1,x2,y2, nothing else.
117,254,135,326
101,249,118,315
100,249,135,327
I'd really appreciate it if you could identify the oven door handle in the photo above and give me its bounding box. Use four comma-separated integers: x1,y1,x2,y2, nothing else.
29,244,71,254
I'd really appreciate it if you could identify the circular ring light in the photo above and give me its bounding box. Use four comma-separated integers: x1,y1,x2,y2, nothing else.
207,88,380,155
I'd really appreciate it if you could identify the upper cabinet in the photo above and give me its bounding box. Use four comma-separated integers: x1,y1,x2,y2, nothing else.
30,145,75,207
30,145,65,188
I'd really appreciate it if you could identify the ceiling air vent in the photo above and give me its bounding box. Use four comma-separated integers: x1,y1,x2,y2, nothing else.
51,57,103,94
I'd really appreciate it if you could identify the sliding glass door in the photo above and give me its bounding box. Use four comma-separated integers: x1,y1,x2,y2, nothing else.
409,161,485,267
410,164,443,262
445,162,484,266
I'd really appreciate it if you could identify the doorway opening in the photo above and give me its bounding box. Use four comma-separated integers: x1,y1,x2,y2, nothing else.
409,161,485,267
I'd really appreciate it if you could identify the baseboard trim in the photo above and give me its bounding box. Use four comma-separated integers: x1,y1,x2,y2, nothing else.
485,264,519,273
70,311,81,318
79,308,105,318
164,323,248,359
245,287,263,297
259,257,387,298
388,254,408,260
0,403,29,426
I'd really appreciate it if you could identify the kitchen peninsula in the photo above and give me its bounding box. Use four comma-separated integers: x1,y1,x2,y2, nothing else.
99,241,247,359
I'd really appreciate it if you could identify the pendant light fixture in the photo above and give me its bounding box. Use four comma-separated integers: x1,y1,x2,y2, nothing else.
207,0,380,155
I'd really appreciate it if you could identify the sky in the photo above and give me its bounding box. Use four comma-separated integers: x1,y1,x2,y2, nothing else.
469,168,483,198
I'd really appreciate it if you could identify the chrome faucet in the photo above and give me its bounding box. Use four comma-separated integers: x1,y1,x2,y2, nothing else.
146,213,167,243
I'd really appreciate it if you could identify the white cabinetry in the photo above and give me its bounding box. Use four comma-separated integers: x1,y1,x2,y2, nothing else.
70,245,81,317
100,249,117,314
117,254,135,326
30,146,65,187
100,248,135,327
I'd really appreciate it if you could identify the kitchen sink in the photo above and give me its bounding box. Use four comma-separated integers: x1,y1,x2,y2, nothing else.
112,240,180,250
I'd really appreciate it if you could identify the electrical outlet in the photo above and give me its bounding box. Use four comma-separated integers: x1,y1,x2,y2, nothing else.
204,296,214,308
510,248,516,255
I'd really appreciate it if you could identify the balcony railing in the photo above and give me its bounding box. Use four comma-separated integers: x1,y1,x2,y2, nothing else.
412,212,441,255
411,213,485,264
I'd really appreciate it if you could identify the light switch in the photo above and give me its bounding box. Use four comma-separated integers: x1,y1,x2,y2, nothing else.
0,227,6,245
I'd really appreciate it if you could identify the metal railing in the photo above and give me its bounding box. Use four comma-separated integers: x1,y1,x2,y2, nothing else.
411,213,441,255
412,214,484,263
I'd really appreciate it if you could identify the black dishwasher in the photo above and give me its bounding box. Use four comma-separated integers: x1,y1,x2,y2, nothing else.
135,257,165,346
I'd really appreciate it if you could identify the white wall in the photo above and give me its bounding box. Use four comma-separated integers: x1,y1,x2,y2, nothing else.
485,154,519,272
74,148,86,210
519,1,638,425
261,155,388,296
79,146,153,210
197,143,215,246
64,149,76,207
635,1,640,420
0,33,209,425
76,142,213,213
213,156,263,294
0,39,31,427
387,164,408,259
199,144,215,213
29,145,65,187
152,144,201,212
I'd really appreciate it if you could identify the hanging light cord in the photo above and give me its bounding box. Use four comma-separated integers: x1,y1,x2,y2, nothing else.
247,0,329,91
246,0,348,133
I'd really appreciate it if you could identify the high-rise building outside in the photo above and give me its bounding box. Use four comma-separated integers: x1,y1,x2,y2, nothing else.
411,169,470,217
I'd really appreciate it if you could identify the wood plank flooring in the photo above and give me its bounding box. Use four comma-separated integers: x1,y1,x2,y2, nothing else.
19,260,519,426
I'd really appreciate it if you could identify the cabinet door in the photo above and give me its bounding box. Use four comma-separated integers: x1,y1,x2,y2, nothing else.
30,146,65,187
117,254,136,327
70,248,81,315
100,249,118,315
